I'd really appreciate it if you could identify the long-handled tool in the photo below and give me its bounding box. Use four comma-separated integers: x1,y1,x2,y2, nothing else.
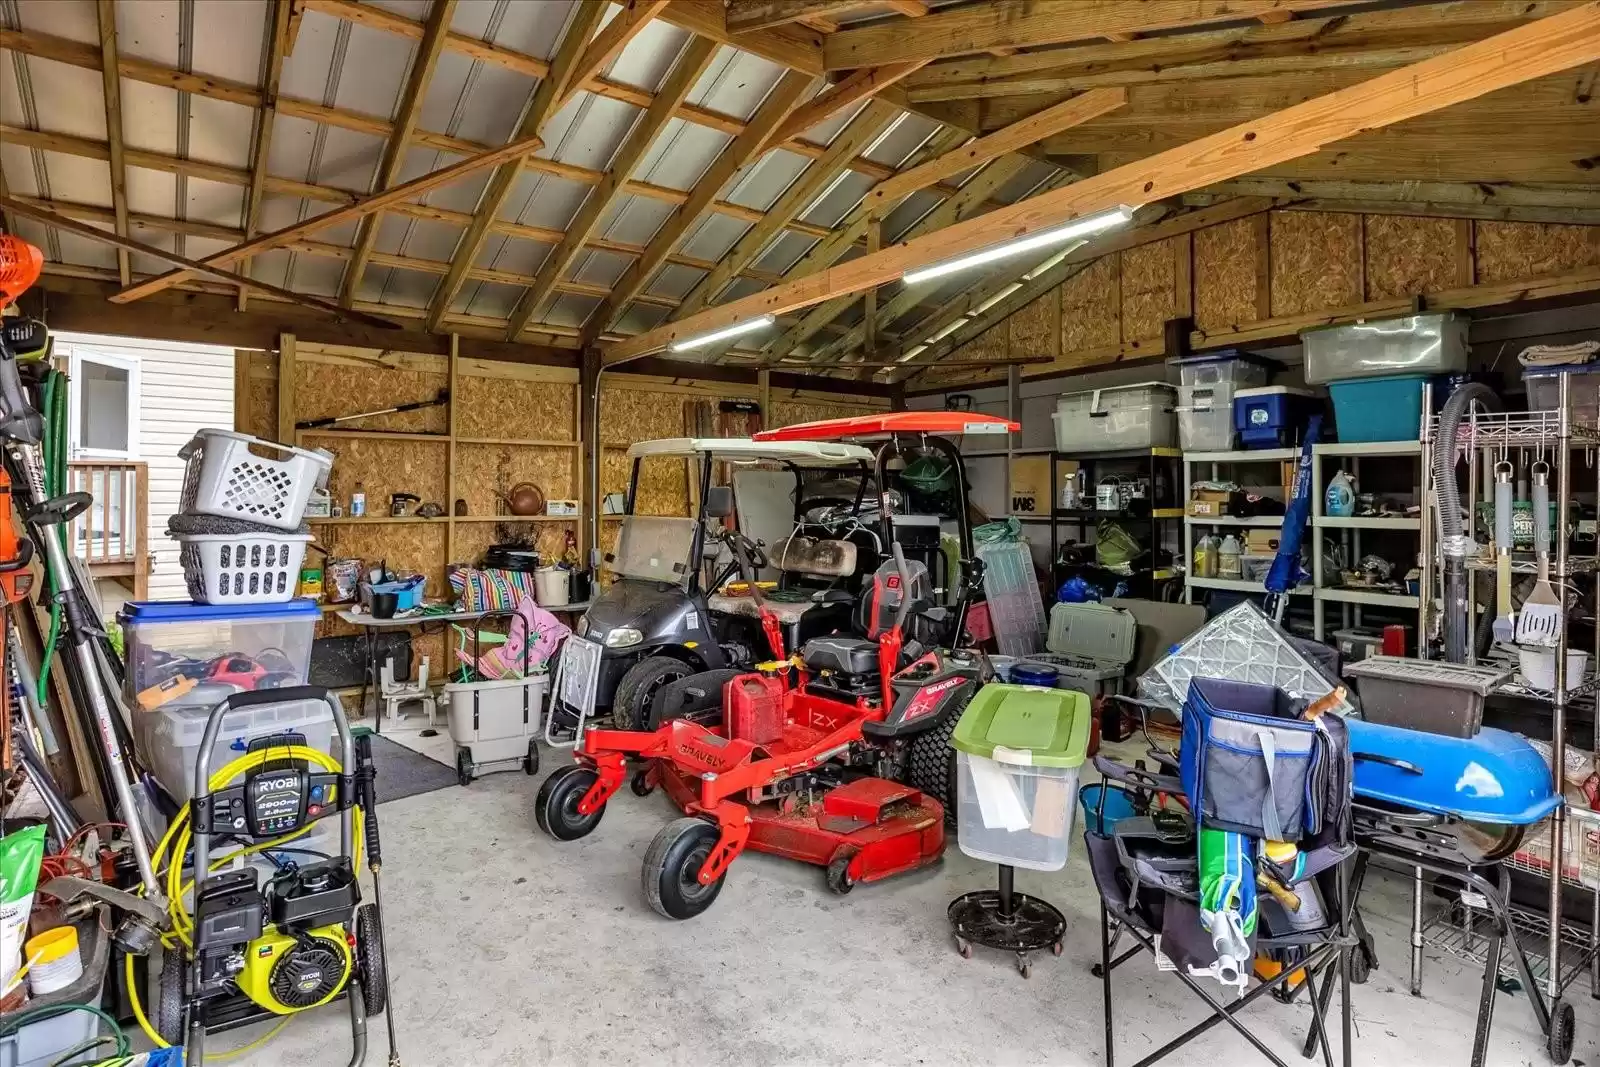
1517,457,1563,646
354,727,402,1066
1491,458,1516,645
296,389,450,430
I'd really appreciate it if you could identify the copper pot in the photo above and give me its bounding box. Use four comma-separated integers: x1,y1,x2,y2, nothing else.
498,481,545,516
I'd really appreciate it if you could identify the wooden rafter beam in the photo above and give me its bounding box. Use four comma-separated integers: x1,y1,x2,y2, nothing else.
0,195,402,329
340,0,457,308
727,1,880,33
860,88,1125,215
761,60,926,153
583,70,815,344
883,1,931,17
891,197,1279,378
655,0,825,75
822,0,1373,69
676,98,899,323
93,0,130,286
423,2,634,331
504,35,720,341
238,0,292,311
108,125,548,304
0,129,817,284
760,143,1024,359
606,4,1600,364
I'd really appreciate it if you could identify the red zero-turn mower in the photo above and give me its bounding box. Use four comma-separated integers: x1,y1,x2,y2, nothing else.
536,412,1019,919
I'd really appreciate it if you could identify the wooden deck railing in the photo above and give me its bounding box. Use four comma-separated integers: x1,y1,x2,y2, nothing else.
66,460,149,599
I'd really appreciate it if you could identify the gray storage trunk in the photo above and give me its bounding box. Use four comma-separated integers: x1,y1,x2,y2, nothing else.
1343,656,1510,738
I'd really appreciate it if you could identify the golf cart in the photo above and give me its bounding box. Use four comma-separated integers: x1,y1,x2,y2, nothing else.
537,413,1016,918
582,437,879,731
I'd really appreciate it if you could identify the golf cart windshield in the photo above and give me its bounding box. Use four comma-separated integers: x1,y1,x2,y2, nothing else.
610,515,698,585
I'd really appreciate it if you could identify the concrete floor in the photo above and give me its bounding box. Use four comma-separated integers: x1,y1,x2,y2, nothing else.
205,716,1599,1067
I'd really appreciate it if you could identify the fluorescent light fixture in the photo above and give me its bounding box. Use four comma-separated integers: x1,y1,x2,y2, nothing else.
668,315,774,353
902,204,1136,285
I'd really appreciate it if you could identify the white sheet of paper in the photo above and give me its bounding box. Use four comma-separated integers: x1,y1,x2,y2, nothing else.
969,757,1031,832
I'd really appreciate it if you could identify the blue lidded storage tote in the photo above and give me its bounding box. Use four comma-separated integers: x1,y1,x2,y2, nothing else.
1232,386,1318,449
1327,373,1428,442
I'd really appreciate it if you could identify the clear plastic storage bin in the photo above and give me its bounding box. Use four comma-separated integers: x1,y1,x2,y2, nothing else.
1177,383,1237,451
1301,312,1468,385
1053,382,1177,453
1170,351,1272,390
134,695,338,802
1523,364,1600,426
120,600,321,713
952,684,1091,872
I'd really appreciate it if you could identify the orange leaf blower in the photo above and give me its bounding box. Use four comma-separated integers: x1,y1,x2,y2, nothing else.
0,234,42,308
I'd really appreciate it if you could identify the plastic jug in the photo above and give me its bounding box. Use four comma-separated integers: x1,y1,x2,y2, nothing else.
1193,535,1220,578
1325,471,1355,518
1217,535,1242,579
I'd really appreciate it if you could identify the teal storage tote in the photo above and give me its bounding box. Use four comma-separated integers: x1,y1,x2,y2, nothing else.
1327,373,1427,442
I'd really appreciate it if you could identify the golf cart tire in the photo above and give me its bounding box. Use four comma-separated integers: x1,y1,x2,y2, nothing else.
648,668,741,730
615,656,695,732
536,765,606,841
906,692,968,817
642,817,726,920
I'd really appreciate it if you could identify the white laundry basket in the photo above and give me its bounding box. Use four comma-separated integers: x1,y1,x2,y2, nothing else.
175,531,312,604
179,429,332,530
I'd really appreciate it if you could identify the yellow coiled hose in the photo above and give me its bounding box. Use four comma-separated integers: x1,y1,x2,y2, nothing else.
126,745,365,1052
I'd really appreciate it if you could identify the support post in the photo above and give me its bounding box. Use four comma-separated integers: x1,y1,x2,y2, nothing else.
276,332,297,445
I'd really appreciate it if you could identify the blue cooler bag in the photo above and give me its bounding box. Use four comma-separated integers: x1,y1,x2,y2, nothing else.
1181,678,1333,842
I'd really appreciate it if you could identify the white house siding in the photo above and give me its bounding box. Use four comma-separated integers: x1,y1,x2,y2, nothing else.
57,333,235,605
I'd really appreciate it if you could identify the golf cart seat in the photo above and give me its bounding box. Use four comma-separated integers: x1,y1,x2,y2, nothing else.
706,534,860,629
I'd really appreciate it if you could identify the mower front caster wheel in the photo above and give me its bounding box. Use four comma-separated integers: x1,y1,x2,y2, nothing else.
825,851,856,895
630,769,654,797
643,817,727,920
524,739,540,775
456,748,474,786
536,765,607,841
955,936,972,959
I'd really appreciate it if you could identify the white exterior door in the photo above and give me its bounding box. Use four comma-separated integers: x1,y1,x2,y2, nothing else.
67,345,141,459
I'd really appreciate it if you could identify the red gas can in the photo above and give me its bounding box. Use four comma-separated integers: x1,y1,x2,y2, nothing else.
724,672,785,745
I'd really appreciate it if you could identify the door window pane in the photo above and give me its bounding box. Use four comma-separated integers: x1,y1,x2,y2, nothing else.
80,360,131,452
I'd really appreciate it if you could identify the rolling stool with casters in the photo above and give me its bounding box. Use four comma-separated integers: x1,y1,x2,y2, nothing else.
947,683,1090,977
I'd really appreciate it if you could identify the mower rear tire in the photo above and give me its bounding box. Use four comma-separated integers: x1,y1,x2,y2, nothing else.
355,902,387,1017
155,945,186,1047
906,693,968,820
536,765,607,840
615,656,694,732
642,817,726,920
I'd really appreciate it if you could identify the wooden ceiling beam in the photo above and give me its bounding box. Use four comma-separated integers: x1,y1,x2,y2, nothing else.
108,122,550,304
0,195,402,329
0,131,799,285
761,151,1033,360
583,70,815,343
656,0,826,76
606,4,1600,364
727,0,879,33
504,35,720,341
860,88,1125,214
339,0,457,309
822,0,1372,69
761,60,927,153
422,2,612,332
92,0,130,286
237,0,292,312
676,99,899,323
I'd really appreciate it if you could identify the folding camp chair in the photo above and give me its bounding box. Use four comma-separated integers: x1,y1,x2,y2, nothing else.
1086,755,1356,1067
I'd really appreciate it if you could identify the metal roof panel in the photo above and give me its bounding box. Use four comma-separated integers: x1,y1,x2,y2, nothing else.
632,118,729,190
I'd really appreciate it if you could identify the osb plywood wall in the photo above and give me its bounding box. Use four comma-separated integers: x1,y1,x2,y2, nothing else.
938,210,1600,387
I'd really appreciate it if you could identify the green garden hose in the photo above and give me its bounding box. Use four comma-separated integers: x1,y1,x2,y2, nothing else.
36,368,68,708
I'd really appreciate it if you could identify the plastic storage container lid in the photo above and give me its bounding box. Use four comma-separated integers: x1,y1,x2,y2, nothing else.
1234,385,1315,399
952,683,1091,768
1523,363,1600,378
1046,602,1135,664
119,598,323,622
1168,350,1276,369
1343,655,1510,695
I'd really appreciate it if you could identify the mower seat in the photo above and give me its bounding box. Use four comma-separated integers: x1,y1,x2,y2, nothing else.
801,635,879,676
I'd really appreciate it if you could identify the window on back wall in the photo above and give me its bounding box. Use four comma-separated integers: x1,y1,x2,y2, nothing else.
66,344,141,458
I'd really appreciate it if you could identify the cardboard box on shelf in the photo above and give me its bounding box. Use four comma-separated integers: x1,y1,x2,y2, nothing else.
1245,529,1280,555
1189,488,1231,518
1010,456,1076,515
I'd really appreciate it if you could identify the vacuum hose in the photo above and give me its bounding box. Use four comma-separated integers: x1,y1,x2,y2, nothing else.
1433,383,1501,662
